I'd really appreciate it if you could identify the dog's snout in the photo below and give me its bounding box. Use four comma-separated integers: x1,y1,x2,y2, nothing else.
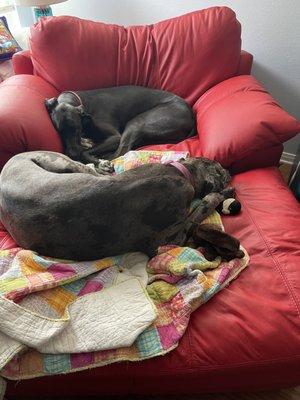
223,169,231,184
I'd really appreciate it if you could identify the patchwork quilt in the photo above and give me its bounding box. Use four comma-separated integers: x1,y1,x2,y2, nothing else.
0,151,249,380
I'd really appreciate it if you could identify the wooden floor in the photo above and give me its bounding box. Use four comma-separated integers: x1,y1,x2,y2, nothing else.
279,162,292,183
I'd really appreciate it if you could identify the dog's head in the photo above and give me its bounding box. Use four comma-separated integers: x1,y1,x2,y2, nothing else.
181,157,231,197
45,97,87,160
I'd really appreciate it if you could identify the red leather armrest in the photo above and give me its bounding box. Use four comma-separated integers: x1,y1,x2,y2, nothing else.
12,50,34,75
0,74,63,170
193,75,300,174
237,50,253,75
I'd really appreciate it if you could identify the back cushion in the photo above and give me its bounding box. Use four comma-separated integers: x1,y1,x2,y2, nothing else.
29,6,241,104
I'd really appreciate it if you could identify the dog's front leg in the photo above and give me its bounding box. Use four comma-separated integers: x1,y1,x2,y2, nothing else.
156,193,225,249
185,192,225,235
86,159,115,175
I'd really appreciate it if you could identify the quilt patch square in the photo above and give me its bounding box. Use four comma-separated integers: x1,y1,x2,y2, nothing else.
70,352,94,369
157,323,181,350
40,287,76,316
136,327,162,357
43,354,71,374
64,277,89,295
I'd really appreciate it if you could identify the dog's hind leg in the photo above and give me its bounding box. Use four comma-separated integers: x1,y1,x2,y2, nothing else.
112,101,194,158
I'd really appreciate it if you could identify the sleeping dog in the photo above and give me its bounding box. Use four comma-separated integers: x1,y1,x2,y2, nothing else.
0,152,232,261
45,86,195,164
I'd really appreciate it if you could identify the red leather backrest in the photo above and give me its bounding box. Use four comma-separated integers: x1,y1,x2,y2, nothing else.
29,6,241,104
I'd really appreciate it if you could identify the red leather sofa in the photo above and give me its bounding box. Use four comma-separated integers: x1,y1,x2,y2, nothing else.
1,6,300,398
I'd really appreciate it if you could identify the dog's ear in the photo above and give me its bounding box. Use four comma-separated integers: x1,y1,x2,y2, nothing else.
203,180,214,194
77,105,92,124
45,97,58,113
77,105,84,114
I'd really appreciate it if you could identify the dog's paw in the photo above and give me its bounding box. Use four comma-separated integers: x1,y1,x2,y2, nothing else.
96,159,115,174
86,163,98,173
221,187,236,199
80,137,94,149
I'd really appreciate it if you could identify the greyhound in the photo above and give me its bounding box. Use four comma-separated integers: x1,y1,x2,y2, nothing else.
45,86,195,165
0,152,232,261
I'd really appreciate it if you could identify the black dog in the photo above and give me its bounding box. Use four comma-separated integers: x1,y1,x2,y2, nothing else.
45,86,195,164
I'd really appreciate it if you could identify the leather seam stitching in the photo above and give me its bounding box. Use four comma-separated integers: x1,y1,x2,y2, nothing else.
241,195,300,318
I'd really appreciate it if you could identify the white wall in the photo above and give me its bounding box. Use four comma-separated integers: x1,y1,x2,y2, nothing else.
52,0,300,155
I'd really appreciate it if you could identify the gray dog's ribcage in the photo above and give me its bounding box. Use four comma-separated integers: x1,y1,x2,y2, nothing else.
0,152,194,260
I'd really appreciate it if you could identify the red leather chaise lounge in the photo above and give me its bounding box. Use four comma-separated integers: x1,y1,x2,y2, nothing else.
0,6,299,398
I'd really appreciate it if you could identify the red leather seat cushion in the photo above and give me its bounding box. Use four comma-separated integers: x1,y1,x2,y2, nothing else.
5,167,300,396
29,6,241,104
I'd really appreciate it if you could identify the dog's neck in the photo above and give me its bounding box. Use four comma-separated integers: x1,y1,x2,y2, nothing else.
166,161,195,189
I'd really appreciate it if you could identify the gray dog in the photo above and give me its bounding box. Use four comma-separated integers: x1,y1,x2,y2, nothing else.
45,86,195,164
0,152,231,261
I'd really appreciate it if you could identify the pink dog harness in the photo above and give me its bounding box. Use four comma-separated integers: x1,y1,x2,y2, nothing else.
166,161,195,189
